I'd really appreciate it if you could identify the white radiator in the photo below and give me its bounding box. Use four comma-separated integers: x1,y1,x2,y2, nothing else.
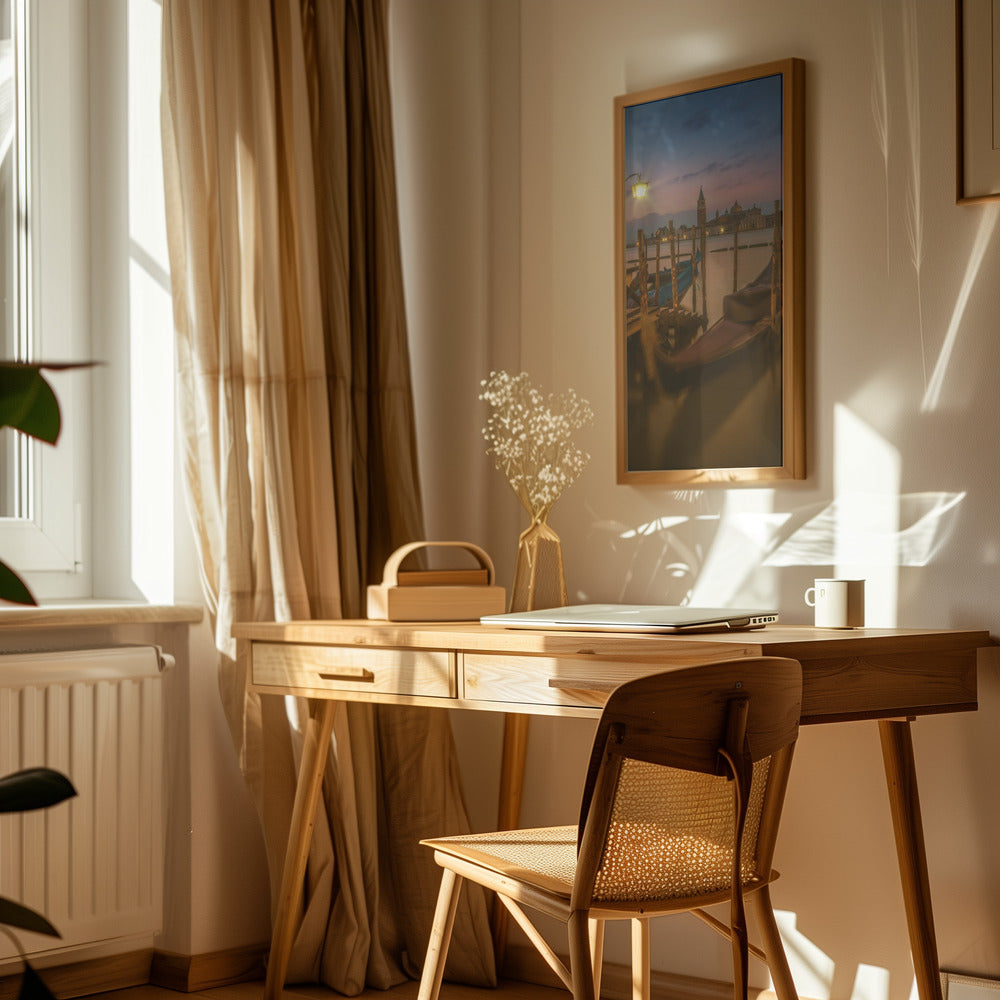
0,646,168,959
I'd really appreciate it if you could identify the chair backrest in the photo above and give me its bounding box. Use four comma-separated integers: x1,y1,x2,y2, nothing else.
572,656,802,910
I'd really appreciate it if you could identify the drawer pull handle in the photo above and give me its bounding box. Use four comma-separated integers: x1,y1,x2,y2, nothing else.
317,668,375,683
547,677,618,694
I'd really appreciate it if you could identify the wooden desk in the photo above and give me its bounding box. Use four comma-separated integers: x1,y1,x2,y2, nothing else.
233,621,990,1000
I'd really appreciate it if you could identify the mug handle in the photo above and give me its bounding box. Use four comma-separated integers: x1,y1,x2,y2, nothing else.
804,586,816,607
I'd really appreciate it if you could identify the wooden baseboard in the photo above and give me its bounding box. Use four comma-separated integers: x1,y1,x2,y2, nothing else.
0,943,268,998
150,943,268,993
0,949,153,1000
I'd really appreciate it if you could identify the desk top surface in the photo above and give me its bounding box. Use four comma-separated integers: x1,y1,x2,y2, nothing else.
233,619,992,660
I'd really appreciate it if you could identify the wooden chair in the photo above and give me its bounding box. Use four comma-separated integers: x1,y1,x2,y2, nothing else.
416,656,803,1000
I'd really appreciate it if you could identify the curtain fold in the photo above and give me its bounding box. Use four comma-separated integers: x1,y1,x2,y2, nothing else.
160,0,495,993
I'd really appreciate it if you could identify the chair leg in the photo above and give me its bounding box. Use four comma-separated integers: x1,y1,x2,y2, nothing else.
589,918,605,998
732,913,749,1000
631,918,650,1000
418,867,464,1000
749,886,798,1000
568,911,597,1000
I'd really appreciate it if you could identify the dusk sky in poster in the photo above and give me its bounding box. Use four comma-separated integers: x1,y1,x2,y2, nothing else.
624,73,782,231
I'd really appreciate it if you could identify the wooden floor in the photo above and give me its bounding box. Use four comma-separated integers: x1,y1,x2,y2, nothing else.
99,980,564,1000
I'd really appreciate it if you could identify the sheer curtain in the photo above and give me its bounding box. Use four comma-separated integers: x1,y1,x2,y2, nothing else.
160,0,495,993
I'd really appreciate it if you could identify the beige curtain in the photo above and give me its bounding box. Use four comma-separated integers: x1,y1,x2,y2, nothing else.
160,0,495,993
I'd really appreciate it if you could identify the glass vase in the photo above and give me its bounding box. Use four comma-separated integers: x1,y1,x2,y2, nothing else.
509,518,567,612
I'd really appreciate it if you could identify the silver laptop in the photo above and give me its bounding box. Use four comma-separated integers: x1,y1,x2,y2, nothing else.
481,603,778,634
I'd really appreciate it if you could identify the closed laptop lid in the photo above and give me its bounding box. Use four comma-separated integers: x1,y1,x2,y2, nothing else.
481,603,778,634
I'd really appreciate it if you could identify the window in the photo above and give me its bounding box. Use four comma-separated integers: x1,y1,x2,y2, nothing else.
0,0,23,516
0,0,91,600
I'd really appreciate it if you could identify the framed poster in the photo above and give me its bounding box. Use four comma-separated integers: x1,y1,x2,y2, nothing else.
956,0,1000,203
615,59,805,485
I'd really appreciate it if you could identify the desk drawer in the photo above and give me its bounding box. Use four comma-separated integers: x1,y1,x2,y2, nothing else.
463,654,659,710
253,643,456,698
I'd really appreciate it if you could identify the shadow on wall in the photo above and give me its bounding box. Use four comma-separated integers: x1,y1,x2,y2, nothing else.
581,487,964,614
872,0,1000,415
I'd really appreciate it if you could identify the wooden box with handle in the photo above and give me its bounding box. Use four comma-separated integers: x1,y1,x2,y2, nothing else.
366,541,507,621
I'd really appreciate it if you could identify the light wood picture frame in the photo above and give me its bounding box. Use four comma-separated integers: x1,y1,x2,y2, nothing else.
956,0,1000,203
615,58,805,485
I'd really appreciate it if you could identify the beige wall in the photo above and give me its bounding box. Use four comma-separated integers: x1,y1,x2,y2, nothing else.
391,1,1000,998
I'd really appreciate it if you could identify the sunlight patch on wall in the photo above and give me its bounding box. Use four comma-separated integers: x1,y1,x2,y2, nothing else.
763,492,964,570
611,485,963,609
128,0,174,602
774,909,835,1000
851,964,891,1000
771,912,894,1000
619,515,689,538
922,203,999,412
687,489,781,606
901,0,927,391
833,404,899,625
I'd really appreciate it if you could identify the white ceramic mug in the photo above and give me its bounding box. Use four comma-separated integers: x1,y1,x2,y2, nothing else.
804,578,865,628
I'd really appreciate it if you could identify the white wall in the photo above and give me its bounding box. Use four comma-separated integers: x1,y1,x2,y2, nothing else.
391,2,1000,999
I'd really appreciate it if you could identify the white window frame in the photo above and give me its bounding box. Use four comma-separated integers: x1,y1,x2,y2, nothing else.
0,0,91,600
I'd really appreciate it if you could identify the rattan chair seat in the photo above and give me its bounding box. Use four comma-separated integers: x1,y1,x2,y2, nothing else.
423,811,771,906
423,825,578,896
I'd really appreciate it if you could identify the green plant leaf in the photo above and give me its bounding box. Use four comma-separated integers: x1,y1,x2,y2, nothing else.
0,361,98,444
0,768,76,813
0,364,61,444
0,898,60,938
19,961,58,1000
0,561,36,606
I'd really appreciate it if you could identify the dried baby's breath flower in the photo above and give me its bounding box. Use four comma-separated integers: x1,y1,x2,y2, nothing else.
479,370,593,522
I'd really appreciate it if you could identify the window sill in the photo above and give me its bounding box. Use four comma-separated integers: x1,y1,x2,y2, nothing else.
0,600,204,630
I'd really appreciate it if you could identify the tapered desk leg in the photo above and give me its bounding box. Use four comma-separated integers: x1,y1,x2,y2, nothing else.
878,719,944,1000
491,713,530,968
264,699,337,1000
